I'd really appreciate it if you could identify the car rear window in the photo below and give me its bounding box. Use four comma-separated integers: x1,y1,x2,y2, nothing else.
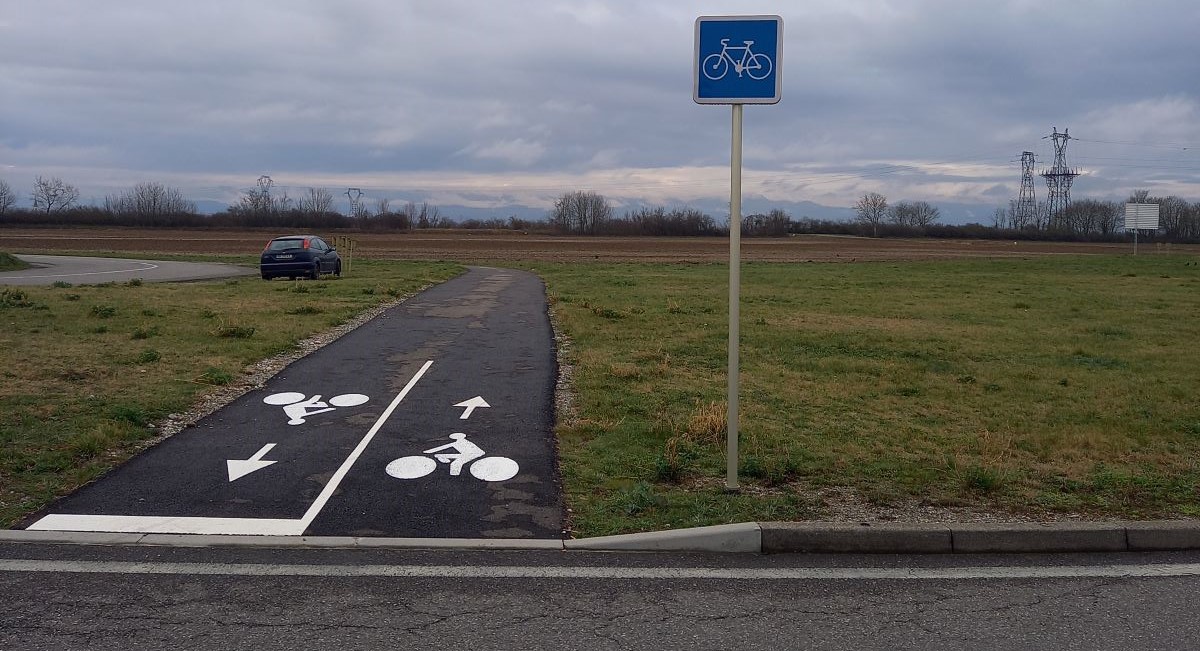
268,239,306,251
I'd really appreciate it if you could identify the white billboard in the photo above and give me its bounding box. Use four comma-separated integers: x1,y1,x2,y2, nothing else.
1125,203,1160,230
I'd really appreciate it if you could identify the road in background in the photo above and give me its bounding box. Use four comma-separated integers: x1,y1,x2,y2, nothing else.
0,254,252,285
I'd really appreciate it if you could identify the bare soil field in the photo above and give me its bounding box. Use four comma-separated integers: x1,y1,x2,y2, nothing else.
3,227,1193,262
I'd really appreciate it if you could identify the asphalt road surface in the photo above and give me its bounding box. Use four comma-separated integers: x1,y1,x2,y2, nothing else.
0,254,252,285
23,267,563,539
4,542,1200,650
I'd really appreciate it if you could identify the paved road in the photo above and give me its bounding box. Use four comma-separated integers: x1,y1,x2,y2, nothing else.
23,267,564,539
0,254,252,285
3,542,1200,650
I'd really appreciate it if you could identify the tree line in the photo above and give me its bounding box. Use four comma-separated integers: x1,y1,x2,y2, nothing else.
3,176,1200,243
990,190,1200,242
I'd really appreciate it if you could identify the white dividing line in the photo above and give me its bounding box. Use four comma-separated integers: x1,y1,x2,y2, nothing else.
298,359,433,530
27,361,434,537
4,560,1200,581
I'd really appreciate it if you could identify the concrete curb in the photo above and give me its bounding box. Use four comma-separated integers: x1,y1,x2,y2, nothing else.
4,521,1200,554
759,521,1200,554
565,523,761,553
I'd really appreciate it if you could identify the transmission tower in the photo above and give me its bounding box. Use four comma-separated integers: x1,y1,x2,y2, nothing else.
1016,151,1037,228
1040,127,1079,229
345,187,364,218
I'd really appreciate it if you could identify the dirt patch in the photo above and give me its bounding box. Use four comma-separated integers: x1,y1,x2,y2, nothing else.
3,227,1193,263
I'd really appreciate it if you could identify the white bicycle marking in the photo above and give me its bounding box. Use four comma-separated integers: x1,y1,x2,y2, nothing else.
263,392,371,425
329,394,369,407
386,433,519,482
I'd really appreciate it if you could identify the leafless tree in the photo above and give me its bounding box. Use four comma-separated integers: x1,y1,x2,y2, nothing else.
550,190,612,235
32,176,80,214
404,201,442,229
105,182,195,218
298,187,335,215
0,179,15,215
992,204,1013,229
235,184,291,216
742,208,791,237
375,197,391,216
889,200,939,228
854,192,888,237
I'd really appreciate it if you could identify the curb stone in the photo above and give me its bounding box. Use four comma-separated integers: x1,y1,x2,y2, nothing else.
3,521,1200,554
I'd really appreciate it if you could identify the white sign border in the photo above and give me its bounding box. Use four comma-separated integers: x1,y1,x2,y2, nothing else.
693,14,783,105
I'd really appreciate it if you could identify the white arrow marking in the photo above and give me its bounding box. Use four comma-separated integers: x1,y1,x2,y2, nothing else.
454,396,490,420
227,443,278,482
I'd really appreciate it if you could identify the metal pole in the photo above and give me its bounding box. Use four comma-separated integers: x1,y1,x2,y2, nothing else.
727,103,743,491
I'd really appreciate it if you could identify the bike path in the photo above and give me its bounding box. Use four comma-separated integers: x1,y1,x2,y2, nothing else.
24,267,564,539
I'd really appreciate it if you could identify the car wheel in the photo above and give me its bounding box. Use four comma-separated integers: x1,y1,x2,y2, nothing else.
309,263,321,280
334,261,342,277
261,273,272,280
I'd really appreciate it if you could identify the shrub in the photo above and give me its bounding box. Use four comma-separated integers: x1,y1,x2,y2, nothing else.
1,288,34,308
216,325,256,338
199,367,234,385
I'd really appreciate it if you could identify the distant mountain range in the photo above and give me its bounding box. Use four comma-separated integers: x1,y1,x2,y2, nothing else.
193,196,1000,226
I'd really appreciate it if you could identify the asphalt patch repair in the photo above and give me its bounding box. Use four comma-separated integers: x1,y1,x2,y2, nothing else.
24,267,565,540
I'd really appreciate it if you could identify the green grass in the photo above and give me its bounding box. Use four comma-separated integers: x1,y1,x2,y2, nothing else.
0,259,462,526
0,252,29,272
8,249,1200,537
530,255,1200,536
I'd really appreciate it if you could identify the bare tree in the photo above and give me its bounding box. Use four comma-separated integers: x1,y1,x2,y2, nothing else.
235,183,291,216
0,179,15,215
854,192,888,237
298,187,334,215
550,190,612,235
992,205,1010,229
375,197,391,216
31,176,80,214
105,182,195,219
889,201,938,228
1128,189,1151,204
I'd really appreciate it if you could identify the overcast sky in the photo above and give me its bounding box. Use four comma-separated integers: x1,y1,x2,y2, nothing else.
2,0,1199,218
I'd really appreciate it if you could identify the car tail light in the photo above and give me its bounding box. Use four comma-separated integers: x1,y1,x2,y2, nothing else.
262,241,272,252
303,238,311,249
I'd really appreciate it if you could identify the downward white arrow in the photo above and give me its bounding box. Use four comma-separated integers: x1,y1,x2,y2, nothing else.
454,396,490,420
227,443,278,482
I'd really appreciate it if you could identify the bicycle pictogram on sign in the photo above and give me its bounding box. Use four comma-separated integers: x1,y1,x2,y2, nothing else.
702,38,773,81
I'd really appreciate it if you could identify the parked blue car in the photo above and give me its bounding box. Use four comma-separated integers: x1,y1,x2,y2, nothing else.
260,235,341,280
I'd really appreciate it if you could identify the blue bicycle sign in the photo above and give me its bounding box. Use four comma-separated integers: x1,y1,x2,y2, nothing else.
694,15,782,105
702,38,773,81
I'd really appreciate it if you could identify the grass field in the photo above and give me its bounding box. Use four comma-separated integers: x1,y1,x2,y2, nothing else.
0,252,29,272
531,255,1200,535
3,238,1199,536
0,259,462,526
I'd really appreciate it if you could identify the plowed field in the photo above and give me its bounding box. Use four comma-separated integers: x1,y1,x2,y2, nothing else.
3,227,1190,262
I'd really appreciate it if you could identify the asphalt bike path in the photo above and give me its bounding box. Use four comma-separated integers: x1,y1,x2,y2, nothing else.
24,267,564,539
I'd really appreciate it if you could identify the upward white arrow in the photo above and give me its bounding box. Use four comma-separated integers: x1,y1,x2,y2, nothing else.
454,396,490,420
227,443,278,482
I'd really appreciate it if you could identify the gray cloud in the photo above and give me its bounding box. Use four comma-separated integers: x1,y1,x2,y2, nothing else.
1,0,1197,219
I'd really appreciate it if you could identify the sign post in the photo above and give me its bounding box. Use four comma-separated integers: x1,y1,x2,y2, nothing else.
694,15,782,490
